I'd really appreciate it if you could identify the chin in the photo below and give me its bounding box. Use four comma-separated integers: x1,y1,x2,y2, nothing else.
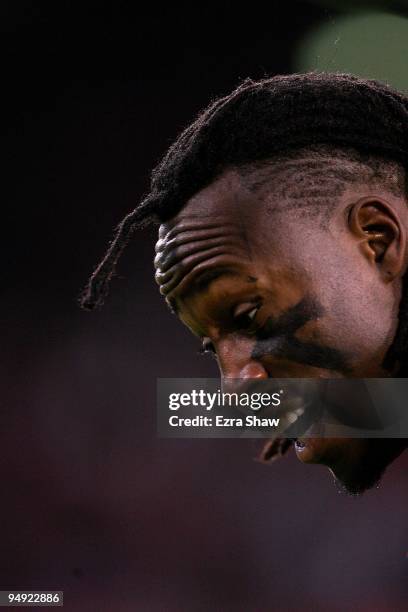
294,438,406,495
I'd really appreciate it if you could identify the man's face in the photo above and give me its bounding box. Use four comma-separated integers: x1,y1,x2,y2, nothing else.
154,168,406,493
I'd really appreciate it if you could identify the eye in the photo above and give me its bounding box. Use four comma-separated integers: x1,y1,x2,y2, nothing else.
233,303,261,331
198,338,217,358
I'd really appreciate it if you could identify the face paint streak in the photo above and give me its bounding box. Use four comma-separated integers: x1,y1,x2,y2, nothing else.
250,297,351,373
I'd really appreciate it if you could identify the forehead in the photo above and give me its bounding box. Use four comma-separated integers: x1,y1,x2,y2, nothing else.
154,172,262,297
153,169,322,307
165,169,254,219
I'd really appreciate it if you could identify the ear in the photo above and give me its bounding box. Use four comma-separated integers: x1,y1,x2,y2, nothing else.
348,197,407,282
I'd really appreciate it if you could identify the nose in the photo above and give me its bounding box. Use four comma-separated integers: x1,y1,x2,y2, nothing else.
239,362,269,379
217,339,269,379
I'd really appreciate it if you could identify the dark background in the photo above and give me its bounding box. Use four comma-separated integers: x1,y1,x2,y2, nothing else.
3,2,408,610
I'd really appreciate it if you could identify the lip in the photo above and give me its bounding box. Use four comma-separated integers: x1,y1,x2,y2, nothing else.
294,437,328,463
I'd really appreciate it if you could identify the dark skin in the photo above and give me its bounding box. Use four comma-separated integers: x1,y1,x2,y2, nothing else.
154,168,408,494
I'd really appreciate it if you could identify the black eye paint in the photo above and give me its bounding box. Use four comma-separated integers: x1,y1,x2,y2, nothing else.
251,296,351,374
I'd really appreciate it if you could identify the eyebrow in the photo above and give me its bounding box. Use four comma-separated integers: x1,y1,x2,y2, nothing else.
191,267,241,294
168,267,241,314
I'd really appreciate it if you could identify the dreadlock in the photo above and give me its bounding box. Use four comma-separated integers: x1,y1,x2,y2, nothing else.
80,71,408,369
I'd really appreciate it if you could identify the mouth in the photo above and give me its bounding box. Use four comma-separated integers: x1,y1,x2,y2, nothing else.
257,436,328,464
294,438,305,450
256,401,326,464
255,404,307,463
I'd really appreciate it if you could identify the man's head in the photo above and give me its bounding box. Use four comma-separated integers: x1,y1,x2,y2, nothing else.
82,73,408,494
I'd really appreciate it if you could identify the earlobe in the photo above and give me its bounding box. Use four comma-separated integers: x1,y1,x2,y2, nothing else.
347,197,407,282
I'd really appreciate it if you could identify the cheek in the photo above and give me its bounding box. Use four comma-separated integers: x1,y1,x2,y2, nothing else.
306,260,398,369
